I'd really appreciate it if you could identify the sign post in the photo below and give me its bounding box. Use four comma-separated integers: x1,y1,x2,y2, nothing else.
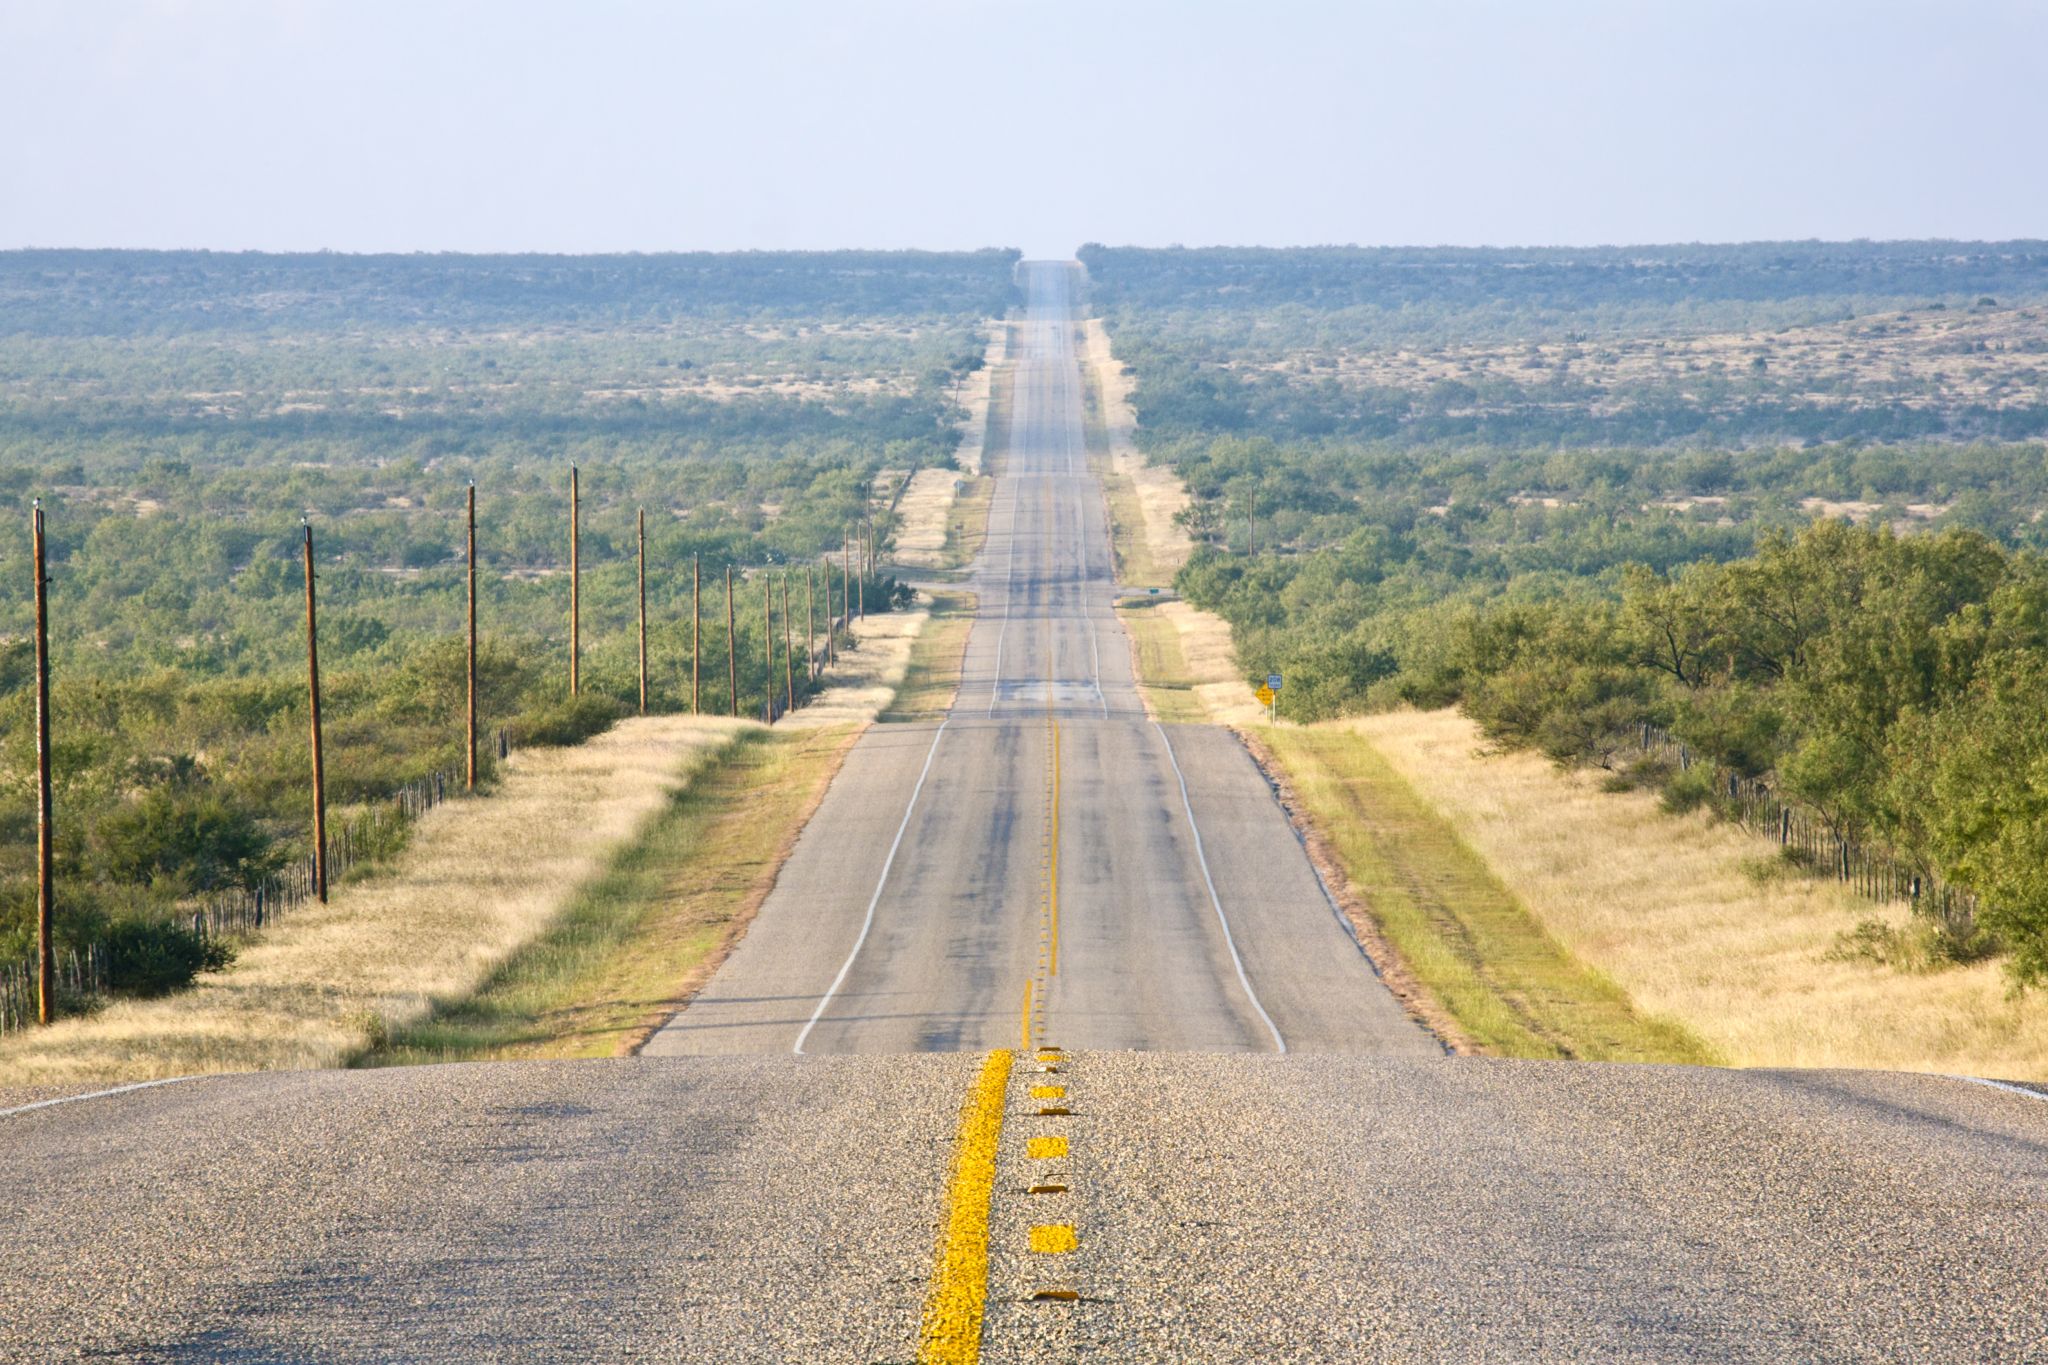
1261,673,1283,723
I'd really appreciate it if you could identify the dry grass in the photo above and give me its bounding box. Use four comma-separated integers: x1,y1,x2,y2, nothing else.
1115,601,1206,724
789,603,933,728
879,590,975,722
0,716,747,1086
981,324,1020,476
1079,315,1258,722
1258,724,1713,1064
938,475,996,571
891,324,1001,570
1080,318,1193,583
891,467,965,568
1355,708,2048,1080
360,724,858,1064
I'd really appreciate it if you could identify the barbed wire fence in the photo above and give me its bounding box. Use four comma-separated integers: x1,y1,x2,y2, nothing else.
1632,721,1980,941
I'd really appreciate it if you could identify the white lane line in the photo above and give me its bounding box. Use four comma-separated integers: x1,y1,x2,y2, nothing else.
1151,720,1287,1054
793,719,951,1055
1947,1074,2048,1103
0,1076,194,1120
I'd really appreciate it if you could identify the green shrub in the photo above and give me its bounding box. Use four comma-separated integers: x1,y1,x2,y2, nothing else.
96,787,280,893
104,917,234,997
508,694,625,748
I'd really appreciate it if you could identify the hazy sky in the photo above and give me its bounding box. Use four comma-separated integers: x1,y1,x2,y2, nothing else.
2,0,2043,259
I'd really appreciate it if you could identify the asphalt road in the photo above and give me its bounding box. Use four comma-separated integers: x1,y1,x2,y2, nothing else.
644,262,1431,1060
4,264,2045,1362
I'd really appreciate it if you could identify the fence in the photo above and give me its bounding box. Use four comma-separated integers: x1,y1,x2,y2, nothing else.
1633,721,1980,936
0,945,107,1036
0,730,510,1034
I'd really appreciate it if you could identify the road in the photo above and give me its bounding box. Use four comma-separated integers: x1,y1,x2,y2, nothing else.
3,264,2046,1362
642,262,1431,1060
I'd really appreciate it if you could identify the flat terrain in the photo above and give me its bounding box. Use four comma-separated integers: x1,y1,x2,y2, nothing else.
3,264,2045,1362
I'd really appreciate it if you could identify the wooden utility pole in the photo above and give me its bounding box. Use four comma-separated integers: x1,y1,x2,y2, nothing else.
692,553,701,714
856,524,867,622
303,521,329,904
32,502,53,1025
840,548,852,651
782,573,795,715
806,567,816,681
725,565,738,719
466,482,477,792
569,464,580,696
636,507,648,715
762,576,774,723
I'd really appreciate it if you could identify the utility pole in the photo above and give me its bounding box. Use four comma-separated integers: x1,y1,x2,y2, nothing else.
636,507,648,716
466,481,477,792
725,565,738,719
303,520,329,904
806,566,816,681
692,552,701,714
857,523,867,622
840,548,852,651
568,464,581,696
762,576,774,723
32,502,53,1025
782,573,795,716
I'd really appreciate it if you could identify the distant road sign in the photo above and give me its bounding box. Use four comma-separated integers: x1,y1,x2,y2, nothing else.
1267,673,1283,691
1255,683,1275,707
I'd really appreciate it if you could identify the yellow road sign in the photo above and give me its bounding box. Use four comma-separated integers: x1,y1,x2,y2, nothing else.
1255,684,1275,707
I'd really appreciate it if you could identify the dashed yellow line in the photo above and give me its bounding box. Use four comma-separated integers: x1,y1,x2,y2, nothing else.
1029,1224,1078,1255
918,1050,1016,1365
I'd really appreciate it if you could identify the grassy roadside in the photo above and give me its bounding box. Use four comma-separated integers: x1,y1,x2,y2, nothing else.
357,724,857,1065
938,476,995,571
981,322,1017,477
1115,600,1206,723
1075,317,1171,590
880,589,975,722
1250,724,1718,1065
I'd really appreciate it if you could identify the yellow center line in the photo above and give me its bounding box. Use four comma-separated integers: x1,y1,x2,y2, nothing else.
918,1049,1016,1365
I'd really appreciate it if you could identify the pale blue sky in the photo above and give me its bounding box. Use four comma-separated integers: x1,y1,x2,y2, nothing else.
2,0,2042,258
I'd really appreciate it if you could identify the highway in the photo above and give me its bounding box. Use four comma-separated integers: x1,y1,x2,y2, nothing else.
3,264,2046,1362
642,263,1431,1060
